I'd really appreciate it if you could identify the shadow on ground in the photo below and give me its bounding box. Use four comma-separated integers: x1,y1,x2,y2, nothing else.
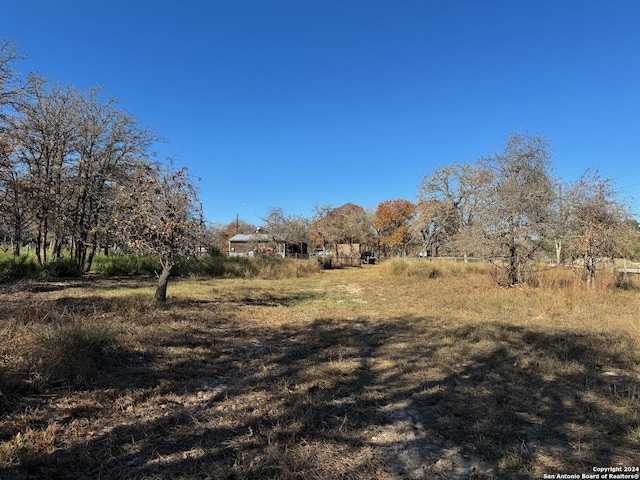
0,293,638,479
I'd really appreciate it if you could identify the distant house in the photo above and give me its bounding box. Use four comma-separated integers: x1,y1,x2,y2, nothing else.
228,231,277,257
228,228,308,257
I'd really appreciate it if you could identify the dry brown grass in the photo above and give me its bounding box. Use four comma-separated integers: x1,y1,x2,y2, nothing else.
0,261,639,479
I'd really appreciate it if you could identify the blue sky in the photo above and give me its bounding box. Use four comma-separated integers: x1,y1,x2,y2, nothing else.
3,1,640,225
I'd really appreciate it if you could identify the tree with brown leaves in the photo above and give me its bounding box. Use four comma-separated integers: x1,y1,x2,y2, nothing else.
373,199,415,257
113,163,202,301
311,203,372,254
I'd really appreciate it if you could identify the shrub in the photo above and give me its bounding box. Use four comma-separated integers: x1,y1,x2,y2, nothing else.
91,254,159,276
388,258,409,276
527,266,578,289
173,254,229,277
0,254,91,281
0,254,42,282
43,257,83,278
173,255,321,279
317,256,333,269
225,256,257,278
173,254,257,278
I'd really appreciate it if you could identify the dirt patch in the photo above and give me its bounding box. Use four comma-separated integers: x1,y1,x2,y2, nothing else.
372,400,495,479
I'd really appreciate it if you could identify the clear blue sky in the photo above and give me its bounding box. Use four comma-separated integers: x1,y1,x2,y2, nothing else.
3,1,640,225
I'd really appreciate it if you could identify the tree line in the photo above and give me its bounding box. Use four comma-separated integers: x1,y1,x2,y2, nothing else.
0,40,202,300
2,39,638,295
214,135,638,287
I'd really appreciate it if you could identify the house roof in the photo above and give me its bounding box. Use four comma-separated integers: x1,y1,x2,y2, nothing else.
229,233,271,243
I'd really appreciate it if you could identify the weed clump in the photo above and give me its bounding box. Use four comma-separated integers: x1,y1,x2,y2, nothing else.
43,257,83,278
0,432,34,470
29,319,118,387
253,256,321,279
380,258,442,278
0,255,42,282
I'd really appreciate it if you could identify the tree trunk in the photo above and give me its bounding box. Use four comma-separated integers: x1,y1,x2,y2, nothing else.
51,237,63,259
555,239,563,265
585,256,596,289
85,248,95,273
42,229,48,263
155,262,172,302
35,231,43,265
84,232,99,272
11,218,22,256
508,242,519,285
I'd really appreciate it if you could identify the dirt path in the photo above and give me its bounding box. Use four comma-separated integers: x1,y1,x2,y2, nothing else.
335,280,496,479
371,399,495,479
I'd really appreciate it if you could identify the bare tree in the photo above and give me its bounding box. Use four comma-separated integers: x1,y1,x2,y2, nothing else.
0,39,203,286
416,161,492,259
417,134,555,283
310,205,336,251
0,137,28,255
113,163,202,301
262,207,311,256
566,170,634,288
0,40,28,254
5,75,157,269
13,77,79,263
0,39,24,119
481,133,555,285
262,207,287,244
410,200,459,257
548,180,570,265
69,88,156,271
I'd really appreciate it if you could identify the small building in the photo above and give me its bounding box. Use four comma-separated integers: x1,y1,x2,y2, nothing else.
285,240,308,257
228,231,280,257
228,229,308,258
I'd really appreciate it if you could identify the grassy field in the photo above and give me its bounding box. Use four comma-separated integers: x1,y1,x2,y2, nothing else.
1,260,639,479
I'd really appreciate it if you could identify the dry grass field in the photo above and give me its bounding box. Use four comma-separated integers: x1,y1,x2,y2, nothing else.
1,259,639,479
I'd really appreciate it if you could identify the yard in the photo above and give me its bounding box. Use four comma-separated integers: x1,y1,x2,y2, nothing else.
1,260,639,479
